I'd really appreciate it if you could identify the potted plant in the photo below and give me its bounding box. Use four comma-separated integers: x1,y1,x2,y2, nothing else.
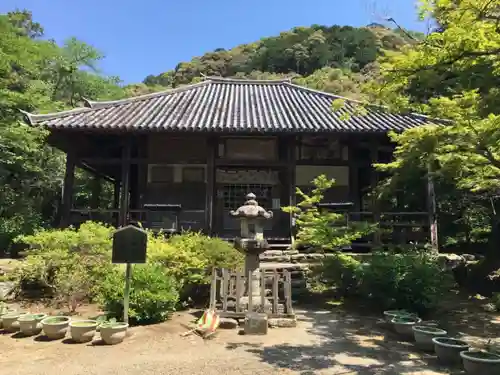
41,316,71,340
99,319,129,345
2,312,26,333
0,304,16,329
18,313,47,336
383,310,416,322
460,350,500,374
69,320,98,343
391,315,422,338
412,325,447,351
432,337,469,365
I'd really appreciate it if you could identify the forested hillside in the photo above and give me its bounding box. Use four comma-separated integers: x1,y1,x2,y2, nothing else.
142,23,421,99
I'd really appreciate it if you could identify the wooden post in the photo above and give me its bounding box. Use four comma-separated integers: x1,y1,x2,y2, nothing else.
90,175,101,209
119,137,132,227
427,162,439,252
120,137,132,324
60,150,76,227
288,136,297,245
205,136,216,235
123,262,132,325
370,141,381,246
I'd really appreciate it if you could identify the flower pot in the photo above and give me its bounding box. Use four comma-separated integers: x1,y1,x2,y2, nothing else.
391,315,422,339
0,308,16,329
99,322,129,345
41,316,71,340
69,320,98,343
460,350,500,374
432,337,469,365
383,310,415,323
18,313,47,336
412,325,447,351
2,312,26,333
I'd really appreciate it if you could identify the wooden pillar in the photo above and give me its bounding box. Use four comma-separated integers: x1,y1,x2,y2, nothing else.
288,136,297,244
370,140,381,246
348,139,360,213
90,175,101,209
119,137,132,227
205,136,216,235
60,150,76,227
427,162,439,251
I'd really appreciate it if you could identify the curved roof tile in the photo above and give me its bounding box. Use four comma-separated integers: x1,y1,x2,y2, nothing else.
21,77,435,133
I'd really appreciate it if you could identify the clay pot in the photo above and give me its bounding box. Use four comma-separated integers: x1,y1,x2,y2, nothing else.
432,337,469,365
18,313,47,336
69,320,98,343
99,322,129,345
391,315,422,339
41,316,71,340
412,325,447,351
460,350,500,374
2,312,26,333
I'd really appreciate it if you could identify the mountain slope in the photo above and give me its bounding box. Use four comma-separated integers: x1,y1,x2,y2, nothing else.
141,24,421,100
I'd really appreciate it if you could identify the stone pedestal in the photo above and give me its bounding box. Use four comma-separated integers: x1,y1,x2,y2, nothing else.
244,312,268,335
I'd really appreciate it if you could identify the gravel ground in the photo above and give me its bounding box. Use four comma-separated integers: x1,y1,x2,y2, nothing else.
0,308,462,375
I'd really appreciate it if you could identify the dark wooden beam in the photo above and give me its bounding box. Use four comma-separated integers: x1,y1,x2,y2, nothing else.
288,136,297,244
119,137,132,227
370,140,381,246
206,136,216,234
60,150,76,227
90,175,101,209
427,162,439,251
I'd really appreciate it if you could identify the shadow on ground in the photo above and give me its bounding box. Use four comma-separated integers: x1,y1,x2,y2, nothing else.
225,305,474,374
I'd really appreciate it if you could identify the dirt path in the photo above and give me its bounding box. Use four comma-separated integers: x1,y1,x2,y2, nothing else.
0,307,472,375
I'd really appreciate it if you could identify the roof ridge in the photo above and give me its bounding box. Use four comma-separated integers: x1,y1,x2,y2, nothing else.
86,80,211,109
206,76,292,84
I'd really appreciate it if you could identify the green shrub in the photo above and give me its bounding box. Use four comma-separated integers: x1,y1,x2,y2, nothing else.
310,253,362,296
11,222,114,299
357,252,454,314
282,175,374,250
96,263,179,324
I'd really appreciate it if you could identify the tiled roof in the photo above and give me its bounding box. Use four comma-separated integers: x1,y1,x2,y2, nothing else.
21,77,433,133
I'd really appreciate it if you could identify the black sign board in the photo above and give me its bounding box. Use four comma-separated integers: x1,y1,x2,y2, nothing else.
112,225,148,264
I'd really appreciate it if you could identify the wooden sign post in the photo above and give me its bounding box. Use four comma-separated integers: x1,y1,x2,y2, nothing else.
112,225,148,324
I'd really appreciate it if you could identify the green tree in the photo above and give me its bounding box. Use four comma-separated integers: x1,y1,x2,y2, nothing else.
365,0,500,260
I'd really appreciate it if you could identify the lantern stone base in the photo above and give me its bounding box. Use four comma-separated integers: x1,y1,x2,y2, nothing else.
244,312,268,335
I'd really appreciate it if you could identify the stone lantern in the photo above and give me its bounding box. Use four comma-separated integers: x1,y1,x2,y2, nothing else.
230,193,273,311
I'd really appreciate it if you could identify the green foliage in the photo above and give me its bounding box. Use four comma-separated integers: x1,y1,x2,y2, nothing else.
362,0,500,258
492,293,500,312
12,222,114,299
282,175,374,250
357,252,454,313
95,263,179,325
310,253,362,296
313,251,454,313
144,24,412,93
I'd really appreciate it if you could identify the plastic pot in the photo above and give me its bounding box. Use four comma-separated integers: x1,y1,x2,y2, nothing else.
412,325,447,351
383,310,415,323
99,322,129,345
18,313,47,336
2,312,26,333
432,337,469,365
0,308,16,329
460,350,500,374
69,320,98,343
41,316,71,340
391,315,422,338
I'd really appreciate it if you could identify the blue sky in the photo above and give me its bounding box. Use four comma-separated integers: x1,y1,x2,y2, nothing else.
1,0,426,84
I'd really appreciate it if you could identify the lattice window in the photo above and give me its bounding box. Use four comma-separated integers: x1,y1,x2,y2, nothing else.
219,184,274,210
